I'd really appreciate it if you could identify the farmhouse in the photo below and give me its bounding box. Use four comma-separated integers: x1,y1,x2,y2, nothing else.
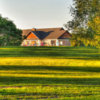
21,27,71,46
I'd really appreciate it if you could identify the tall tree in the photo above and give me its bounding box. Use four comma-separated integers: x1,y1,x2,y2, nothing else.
0,15,22,46
65,0,100,47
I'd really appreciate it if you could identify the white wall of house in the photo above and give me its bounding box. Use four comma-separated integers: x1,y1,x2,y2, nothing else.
43,39,71,46
21,40,41,46
43,39,57,46
21,39,71,46
59,39,71,46
43,39,51,46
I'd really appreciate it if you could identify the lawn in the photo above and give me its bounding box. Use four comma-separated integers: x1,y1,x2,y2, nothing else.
0,46,100,100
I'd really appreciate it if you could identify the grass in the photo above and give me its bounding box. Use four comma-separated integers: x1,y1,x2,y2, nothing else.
0,46,100,100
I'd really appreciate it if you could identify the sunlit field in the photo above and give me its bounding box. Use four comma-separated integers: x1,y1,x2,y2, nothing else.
0,46,100,100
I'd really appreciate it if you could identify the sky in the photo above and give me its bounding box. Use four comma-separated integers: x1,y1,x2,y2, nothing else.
0,0,73,29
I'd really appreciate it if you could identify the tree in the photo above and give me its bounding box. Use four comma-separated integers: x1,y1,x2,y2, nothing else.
88,16,100,47
0,15,22,46
65,0,100,47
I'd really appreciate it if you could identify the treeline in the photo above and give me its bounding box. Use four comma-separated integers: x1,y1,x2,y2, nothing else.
66,0,100,47
0,15,22,46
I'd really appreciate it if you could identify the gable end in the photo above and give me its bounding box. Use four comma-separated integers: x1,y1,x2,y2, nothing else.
27,32,39,40
59,32,72,39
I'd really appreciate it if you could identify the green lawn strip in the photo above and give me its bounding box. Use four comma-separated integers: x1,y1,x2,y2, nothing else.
0,85,100,100
0,46,99,59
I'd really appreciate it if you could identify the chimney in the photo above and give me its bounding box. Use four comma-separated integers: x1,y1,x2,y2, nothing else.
32,28,36,32
60,28,64,30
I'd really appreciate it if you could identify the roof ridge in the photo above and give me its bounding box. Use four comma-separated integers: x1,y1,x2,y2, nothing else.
36,27,63,30
22,29,32,30
22,27,63,31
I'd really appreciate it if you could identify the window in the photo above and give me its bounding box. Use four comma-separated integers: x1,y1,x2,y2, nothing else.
60,41,63,45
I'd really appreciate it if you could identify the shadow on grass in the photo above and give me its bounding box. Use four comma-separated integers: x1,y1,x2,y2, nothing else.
0,65,100,72
0,65,100,85
0,76,100,85
0,47,99,60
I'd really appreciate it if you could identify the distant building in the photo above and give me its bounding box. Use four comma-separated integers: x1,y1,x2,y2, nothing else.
21,27,71,46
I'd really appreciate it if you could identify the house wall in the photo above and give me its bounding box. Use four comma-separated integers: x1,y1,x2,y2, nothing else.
58,39,71,46
43,39,57,46
21,40,41,46
21,39,71,46
43,39,71,46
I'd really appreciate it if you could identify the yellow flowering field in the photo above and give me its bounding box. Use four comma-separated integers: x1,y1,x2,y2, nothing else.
0,47,100,100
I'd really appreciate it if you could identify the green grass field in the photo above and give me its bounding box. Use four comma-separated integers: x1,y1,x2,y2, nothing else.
0,46,100,100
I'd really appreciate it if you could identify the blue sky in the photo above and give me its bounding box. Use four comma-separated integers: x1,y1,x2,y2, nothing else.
0,0,73,29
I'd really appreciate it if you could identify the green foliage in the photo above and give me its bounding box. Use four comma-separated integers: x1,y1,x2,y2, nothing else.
88,16,100,47
0,15,22,46
66,0,100,47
